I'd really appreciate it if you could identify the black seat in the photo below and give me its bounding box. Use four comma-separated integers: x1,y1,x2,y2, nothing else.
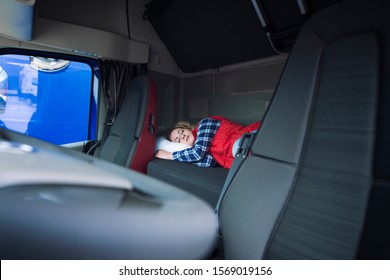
96,75,156,173
218,0,390,259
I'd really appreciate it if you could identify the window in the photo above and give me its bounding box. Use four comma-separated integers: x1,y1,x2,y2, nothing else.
0,53,97,145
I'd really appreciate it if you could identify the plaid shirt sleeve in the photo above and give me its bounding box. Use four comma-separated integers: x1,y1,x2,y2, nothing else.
172,118,221,167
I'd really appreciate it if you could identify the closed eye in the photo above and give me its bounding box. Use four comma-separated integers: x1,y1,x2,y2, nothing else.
175,129,184,143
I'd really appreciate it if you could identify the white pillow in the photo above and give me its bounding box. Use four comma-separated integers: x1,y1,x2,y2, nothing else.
155,137,190,153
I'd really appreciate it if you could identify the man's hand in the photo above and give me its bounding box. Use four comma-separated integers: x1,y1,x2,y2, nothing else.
155,150,173,160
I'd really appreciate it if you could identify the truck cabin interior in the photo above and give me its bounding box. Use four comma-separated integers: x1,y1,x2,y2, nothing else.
0,0,389,260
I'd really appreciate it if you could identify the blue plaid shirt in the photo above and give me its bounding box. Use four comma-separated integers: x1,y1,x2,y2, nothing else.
172,118,221,167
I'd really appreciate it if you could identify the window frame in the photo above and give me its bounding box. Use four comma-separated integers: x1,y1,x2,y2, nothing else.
0,48,100,145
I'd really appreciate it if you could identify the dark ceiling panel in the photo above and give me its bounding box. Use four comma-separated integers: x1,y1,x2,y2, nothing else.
145,0,277,73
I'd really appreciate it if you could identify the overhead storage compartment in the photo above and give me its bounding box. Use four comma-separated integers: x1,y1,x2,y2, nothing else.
0,0,36,41
144,0,347,73
145,0,278,73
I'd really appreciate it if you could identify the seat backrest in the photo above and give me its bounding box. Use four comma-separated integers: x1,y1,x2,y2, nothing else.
97,76,156,173
219,0,390,259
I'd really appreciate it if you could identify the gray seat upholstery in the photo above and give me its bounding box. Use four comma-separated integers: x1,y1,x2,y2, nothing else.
219,0,390,259
97,76,156,173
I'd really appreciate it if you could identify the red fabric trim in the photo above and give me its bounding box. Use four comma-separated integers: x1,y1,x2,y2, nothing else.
130,78,157,173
